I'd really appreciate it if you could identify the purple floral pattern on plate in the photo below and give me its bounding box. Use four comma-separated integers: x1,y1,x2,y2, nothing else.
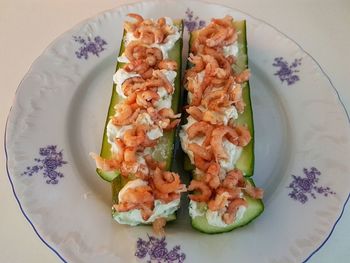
21,145,67,184
288,167,335,204
73,35,107,59
184,8,206,32
273,57,302,85
135,235,186,263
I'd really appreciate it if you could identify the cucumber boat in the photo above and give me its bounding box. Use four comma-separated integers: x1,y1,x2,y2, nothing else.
91,15,185,231
180,16,264,234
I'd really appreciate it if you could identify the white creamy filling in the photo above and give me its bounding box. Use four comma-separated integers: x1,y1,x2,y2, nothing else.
223,41,238,57
189,200,247,227
113,199,180,226
106,112,165,155
118,17,181,63
180,117,242,167
113,69,140,98
113,68,176,100
118,179,148,202
179,117,205,163
219,139,242,172
187,70,205,105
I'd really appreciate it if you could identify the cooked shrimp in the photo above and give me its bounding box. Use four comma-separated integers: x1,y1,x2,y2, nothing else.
188,54,205,72
202,110,224,125
123,125,146,147
205,163,220,185
186,106,204,121
164,119,181,130
153,70,174,93
124,13,144,32
144,154,166,170
244,183,264,199
187,121,214,146
138,25,164,43
194,155,211,172
235,69,250,83
145,47,163,66
136,90,160,108
124,41,147,62
208,192,230,211
188,143,212,161
222,169,244,189
216,186,242,200
206,26,228,47
202,54,219,69
188,180,212,202
222,198,248,224
112,104,133,125
152,217,166,236
121,76,145,96
89,153,120,171
210,126,238,160
113,138,125,162
127,13,144,25
153,189,180,204
140,68,154,79
212,15,233,28
157,59,178,71
123,147,137,163
153,167,181,194
158,108,181,119
235,125,251,147
202,90,230,111
124,60,150,74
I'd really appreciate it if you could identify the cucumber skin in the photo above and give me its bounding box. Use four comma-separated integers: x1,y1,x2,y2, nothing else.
97,21,184,182
190,179,264,234
183,21,254,177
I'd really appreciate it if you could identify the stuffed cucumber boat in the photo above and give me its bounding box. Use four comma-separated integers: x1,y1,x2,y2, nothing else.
180,16,264,234
91,14,185,234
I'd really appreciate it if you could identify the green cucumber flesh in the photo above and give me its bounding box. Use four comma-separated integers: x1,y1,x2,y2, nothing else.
97,20,183,183
191,178,264,234
183,20,254,176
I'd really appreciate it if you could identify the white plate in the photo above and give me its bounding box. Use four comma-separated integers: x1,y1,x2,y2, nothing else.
5,0,350,262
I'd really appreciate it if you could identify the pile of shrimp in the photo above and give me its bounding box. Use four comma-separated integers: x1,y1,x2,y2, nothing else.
124,14,176,45
91,14,185,235
183,16,263,224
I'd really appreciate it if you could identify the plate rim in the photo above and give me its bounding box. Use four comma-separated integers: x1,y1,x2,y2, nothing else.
4,0,350,262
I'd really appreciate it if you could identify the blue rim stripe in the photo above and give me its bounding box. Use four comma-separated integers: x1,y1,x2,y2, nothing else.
4,1,350,262
4,111,68,263
302,193,350,262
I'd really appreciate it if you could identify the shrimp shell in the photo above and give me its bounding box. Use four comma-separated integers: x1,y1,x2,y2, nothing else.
244,183,264,199
152,217,166,236
208,192,230,211
235,125,251,147
188,180,212,202
210,126,239,160
222,198,248,224
153,168,181,194
157,59,178,71
89,153,120,171
222,169,244,189
186,106,204,121
188,143,213,161
187,121,214,146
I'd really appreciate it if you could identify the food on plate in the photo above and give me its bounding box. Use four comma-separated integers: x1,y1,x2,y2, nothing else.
180,15,264,234
90,14,185,234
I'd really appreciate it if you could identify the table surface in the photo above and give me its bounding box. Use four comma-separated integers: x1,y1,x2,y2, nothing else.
1,0,349,262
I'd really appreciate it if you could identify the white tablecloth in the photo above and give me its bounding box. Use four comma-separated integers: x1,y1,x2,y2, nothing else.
1,0,349,262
